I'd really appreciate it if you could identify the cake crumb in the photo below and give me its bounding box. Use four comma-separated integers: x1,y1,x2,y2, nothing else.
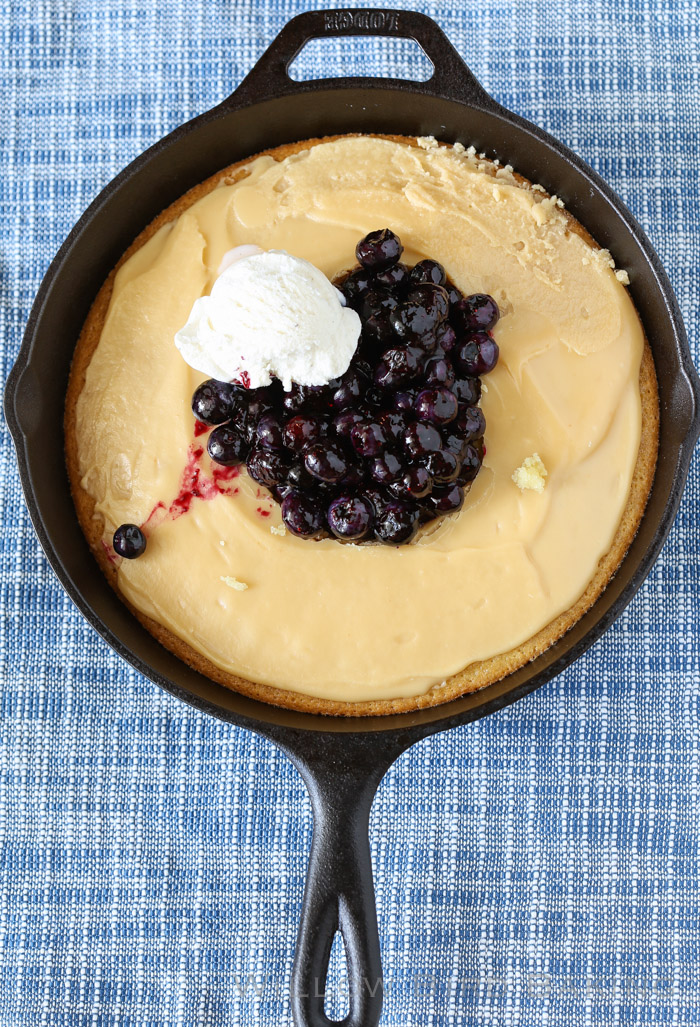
532,183,546,193
512,453,548,493
416,135,438,149
220,575,248,591
466,145,477,158
452,141,466,154
270,523,286,537
582,248,615,273
615,269,630,285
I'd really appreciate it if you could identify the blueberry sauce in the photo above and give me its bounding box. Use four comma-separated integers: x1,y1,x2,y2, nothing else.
197,229,499,544
121,229,498,556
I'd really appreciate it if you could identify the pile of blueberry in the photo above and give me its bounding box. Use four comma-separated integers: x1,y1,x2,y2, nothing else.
193,229,499,544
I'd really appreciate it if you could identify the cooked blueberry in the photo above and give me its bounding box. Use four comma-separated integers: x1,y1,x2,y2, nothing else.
410,259,446,286
281,491,326,538
340,462,365,488
361,289,399,320
447,282,464,306
456,404,486,440
407,284,449,321
444,431,467,457
391,465,432,499
340,267,373,309
191,379,239,425
427,483,465,513
282,384,330,415
362,486,392,517
454,293,500,332
327,495,374,541
363,386,385,410
404,421,442,459
208,424,248,465
374,261,408,287
370,451,405,484
425,449,460,483
351,421,387,457
452,377,481,404
390,285,448,340
356,228,403,271
362,311,396,346
424,355,455,387
113,523,147,559
435,323,457,353
245,392,272,425
304,441,348,483
375,346,422,388
256,413,284,449
332,368,368,409
247,448,289,487
374,499,419,545
287,461,315,491
283,415,324,452
414,387,458,426
393,390,416,413
454,333,499,375
333,409,364,440
413,329,438,355
282,386,308,415
378,411,408,443
457,444,483,484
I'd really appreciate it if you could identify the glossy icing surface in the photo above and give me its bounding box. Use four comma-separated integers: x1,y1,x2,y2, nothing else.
74,136,644,701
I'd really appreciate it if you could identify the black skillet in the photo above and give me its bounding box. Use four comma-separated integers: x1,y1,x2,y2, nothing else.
5,10,700,1027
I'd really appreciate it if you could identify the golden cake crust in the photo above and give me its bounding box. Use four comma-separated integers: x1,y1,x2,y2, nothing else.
65,134,660,716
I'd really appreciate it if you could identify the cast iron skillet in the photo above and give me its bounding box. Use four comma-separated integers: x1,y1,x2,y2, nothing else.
5,10,700,1027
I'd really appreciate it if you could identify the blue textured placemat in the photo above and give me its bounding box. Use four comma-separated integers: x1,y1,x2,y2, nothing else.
1,1,699,1024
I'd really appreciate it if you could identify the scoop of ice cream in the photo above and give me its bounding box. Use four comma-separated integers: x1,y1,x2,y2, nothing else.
175,249,361,390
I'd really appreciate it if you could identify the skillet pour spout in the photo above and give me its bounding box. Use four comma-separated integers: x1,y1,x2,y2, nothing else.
5,9,700,1027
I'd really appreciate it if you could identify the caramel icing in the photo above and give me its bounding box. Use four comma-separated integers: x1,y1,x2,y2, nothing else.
74,136,644,702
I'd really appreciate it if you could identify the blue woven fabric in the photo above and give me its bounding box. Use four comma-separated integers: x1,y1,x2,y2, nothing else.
2,1,699,1024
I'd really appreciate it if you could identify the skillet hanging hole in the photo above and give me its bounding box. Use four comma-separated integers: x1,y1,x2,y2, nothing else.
324,930,350,1022
287,36,434,83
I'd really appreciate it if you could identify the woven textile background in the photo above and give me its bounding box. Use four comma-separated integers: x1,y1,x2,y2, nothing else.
2,1,699,1024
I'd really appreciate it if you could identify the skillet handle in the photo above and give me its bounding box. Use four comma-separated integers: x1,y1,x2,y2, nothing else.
276,732,409,1027
230,8,495,110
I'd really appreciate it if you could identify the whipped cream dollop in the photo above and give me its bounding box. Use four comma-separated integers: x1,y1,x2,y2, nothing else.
174,247,361,389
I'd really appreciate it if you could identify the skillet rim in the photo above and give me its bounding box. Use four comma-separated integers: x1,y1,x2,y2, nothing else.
5,64,700,742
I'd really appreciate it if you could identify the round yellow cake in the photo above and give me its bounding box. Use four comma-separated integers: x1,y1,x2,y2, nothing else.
65,134,659,715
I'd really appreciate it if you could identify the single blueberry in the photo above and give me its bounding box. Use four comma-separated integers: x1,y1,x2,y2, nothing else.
283,415,324,452
281,491,326,538
356,228,403,271
246,448,289,487
370,451,405,485
191,379,239,425
304,441,348,483
404,421,442,459
208,424,249,466
414,387,458,426
256,413,284,449
454,333,499,376
327,495,374,541
374,499,419,545
351,421,387,457
113,523,147,559
409,259,446,286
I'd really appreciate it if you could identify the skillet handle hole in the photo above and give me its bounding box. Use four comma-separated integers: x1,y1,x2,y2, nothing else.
324,930,350,1022
288,36,434,83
